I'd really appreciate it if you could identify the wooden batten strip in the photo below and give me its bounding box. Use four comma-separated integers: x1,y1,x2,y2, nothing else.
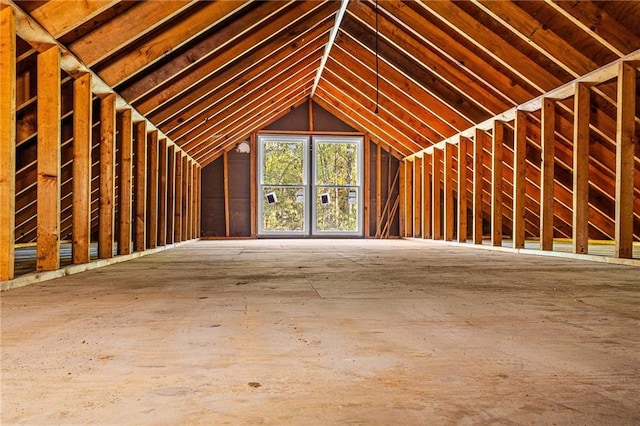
491,121,504,247
457,136,470,243
98,93,116,259
72,73,92,264
540,98,555,251
147,130,159,249
614,63,636,259
513,110,527,249
431,148,443,240
1,7,16,280
573,82,590,254
444,142,455,241
117,108,133,255
134,121,147,251
472,129,484,245
36,45,61,271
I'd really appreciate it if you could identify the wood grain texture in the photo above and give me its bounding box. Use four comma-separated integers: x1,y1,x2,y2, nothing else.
1,8,16,280
36,46,61,271
98,94,116,259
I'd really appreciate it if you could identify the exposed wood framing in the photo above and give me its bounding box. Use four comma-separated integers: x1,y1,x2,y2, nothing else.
573,82,590,254
146,130,159,249
181,155,189,240
513,110,527,249
174,152,183,243
540,98,555,251
117,109,133,255
36,46,61,271
364,133,371,238
166,145,176,245
413,156,422,238
444,142,455,241
422,153,431,239
398,160,405,237
472,129,484,245
157,138,168,246
1,7,16,281
250,133,257,238
614,63,636,259
134,121,147,251
98,94,116,259
491,121,504,247
457,136,470,243
223,152,230,238
431,148,443,240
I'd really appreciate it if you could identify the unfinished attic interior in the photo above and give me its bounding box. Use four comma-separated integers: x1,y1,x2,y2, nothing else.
1,0,640,423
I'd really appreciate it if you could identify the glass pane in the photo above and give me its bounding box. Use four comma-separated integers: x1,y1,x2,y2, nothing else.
315,142,358,186
263,141,305,185
315,187,359,233
262,186,306,232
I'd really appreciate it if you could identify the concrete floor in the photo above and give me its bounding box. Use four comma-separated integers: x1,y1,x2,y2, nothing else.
2,239,639,425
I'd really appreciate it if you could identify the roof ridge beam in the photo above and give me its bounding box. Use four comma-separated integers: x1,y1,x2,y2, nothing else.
310,0,349,98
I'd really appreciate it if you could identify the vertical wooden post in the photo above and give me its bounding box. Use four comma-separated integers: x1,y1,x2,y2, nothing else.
457,136,470,243
37,46,61,271
308,97,314,132
0,7,16,280
614,62,636,259
540,98,555,251
98,94,116,259
117,109,133,255
398,160,405,237
223,151,230,237
157,138,168,246
191,161,197,239
405,160,414,237
174,151,183,242
422,153,431,239
134,121,147,251
473,129,484,245
250,133,257,237
431,148,442,240
364,134,371,238
573,83,590,254
166,144,176,244
413,156,422,238
491,121,504,247
196,164,201,238
513,110,527,249
182,155,189,240
146,130,158,249
376,143,382,236
444,142,455,241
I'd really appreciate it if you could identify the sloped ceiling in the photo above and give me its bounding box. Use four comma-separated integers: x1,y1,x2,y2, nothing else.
13,0,640,164
8,0,640,242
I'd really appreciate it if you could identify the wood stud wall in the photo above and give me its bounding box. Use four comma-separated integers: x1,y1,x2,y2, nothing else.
402,57,639,260
1,20,200,282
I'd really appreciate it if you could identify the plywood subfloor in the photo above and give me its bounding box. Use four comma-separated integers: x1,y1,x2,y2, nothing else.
2,239,639,425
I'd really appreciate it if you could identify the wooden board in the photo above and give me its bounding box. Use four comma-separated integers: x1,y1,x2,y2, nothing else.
36,46,61,271
72,73,92,264
1,8,16,280
98,94,116,259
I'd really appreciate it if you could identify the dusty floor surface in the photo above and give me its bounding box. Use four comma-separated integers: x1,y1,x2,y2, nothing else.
2,239,639,425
